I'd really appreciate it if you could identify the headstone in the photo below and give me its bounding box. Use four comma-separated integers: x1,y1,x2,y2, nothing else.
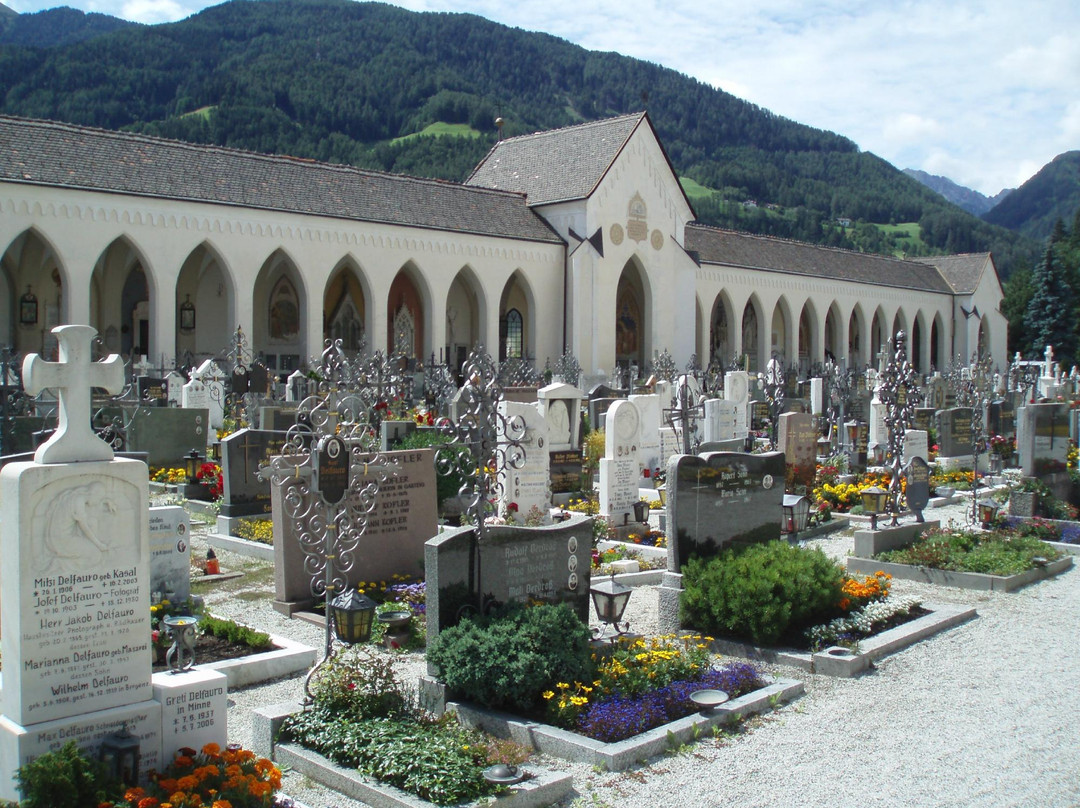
1018,402,1070,482
220,428,291,517
778,411,816,492
868,394,887,458
912,407,935,435
903,456,931,522
148,505,191,605
189,361,225,431
424,514,593,646
847,420,869,473
723,371,751,438
925,375,947,410
165,370,186,407
126,407,209,466
751,401,770,432
658,426,683,473
498,401,551,525
272,447,438,612
285,369,308,402
537,382,584,451
588,397,621,435
598,400,641,525
258,404,299,433
702,398,738,444
549,449,583,495
665,451,785,571
809,377,824,415
901,429,929,466
137,376,168,406
381,419,416,451
935,407,973,467
988,398,1015,439
628,392,661,479
0,325,164,799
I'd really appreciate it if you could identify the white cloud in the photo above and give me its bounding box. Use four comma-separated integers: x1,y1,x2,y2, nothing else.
119,0,195,23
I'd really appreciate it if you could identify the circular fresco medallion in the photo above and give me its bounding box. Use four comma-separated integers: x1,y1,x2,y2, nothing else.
610,223,625,245
651,229,664,250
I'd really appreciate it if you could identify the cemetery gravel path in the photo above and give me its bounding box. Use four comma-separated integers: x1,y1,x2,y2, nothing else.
184,503,1080,808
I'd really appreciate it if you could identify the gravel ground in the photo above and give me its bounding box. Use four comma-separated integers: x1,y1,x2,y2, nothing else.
178,500,1080,808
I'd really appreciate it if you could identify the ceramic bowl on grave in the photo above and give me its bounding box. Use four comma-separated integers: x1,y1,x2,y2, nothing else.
377,610,412,631
689,689,729,710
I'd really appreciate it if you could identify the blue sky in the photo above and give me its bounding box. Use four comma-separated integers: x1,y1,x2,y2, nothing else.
3,0,1078,196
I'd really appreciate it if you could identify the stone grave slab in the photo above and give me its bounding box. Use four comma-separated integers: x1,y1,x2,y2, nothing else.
498,401,551,524
902,429,929,466
778,411,816,492
127,407,209,466
221,428,291,517
273,448,437,612
666,451,785,571
936,407,973,466
538,382,584,451
550,449,583,495
152,669,227,763
903,456,931,522
598,400,640,524
424,514,593,645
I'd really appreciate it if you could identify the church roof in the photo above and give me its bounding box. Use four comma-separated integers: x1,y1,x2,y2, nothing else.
467,113,646,205
912,253,992,294
0,115,563,244
685,224,955,294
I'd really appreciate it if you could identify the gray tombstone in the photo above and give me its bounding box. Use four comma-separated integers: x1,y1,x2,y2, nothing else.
220,428,291,517
778,411,816,492
424,514,593,648
666,451,786,572
903,457,931,522
148,505,192,604
935,407,973,466
126,407,209,466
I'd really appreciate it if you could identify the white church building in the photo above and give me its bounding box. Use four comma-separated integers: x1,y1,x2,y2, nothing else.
0,111,1006,379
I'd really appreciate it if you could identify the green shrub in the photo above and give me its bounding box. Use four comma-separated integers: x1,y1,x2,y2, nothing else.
877,525,1062,576
308,644,413,720
393,429,466,508
16,741,116,808
427,602,596,712
680,541,845,646
198,614,272,651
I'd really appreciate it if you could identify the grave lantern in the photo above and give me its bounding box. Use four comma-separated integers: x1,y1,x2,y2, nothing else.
100,724,140,786
483,763,527,786
184,448,202,484
590,571,631,638
977,497,1001,529
331,588,377,645
631,499,650,524
861,485,889,531
781,494,811,540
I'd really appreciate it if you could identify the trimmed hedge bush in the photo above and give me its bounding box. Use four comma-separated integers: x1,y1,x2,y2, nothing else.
427,602,596,713
680,540,844,646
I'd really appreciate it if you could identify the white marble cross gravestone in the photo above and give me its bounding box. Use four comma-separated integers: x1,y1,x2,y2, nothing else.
22,324,124,464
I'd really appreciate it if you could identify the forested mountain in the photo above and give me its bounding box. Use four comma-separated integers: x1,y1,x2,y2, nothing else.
0,5,134,47
0,0,1038,275
983,151,1080,244
902,168,1010,217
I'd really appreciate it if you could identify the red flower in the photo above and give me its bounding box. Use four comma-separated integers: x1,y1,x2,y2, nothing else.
642,468,651,478
508,502,519,512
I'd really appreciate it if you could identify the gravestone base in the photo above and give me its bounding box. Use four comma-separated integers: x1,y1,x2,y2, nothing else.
152,668,227,764
0,699,163,803
657,571,683,634
609,521,650,542
935,454,974,471
853,521,939,557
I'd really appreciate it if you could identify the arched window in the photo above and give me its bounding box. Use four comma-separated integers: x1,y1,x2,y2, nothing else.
268,277,299,341
504,308,523,359
393,303,416,358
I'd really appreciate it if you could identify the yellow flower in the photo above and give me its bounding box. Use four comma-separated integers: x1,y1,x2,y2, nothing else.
542,690,554,700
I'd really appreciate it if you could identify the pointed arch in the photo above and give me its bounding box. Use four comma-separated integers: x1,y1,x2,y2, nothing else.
0,227,67,353
176,241,236,361
797,299,820,372
742,295,764,372
931,313,945,371
891,310,909,358
387,263,430,359
499,269,535,365
848,304,865,369
324,257,370,355
977,317,989,361
254,248,307,372
870,307,887,367
911,311,926,372
90,235,155,357
615,258,651,368
709,290,734,366
824,302,841,365
770,298,792,363
446,265,486,368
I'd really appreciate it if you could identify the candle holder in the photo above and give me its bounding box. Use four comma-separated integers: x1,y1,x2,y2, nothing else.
163,614,198,673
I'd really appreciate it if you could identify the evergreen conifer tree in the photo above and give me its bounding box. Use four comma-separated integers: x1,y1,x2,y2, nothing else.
1025,237,1076,365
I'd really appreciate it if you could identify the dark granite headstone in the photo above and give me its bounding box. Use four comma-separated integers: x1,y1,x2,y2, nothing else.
137,376,167,405
751,401,770,431
127,406,209,466
903,457,931,522
221,428,291,517
588,383,625,401
936,407,972,458
588,398,622,433
847,421,868,473
258,405,299,432
987,399,1016,439
698,438,747,453
424,515,593,643
913,407,935,435
550,449,583,494
666,451,785,571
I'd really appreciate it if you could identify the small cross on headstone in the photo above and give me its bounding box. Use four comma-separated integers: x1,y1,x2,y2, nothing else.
22,324,124,464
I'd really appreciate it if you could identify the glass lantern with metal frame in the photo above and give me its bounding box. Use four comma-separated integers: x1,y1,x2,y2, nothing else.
860,485,888,531
590,571,632,638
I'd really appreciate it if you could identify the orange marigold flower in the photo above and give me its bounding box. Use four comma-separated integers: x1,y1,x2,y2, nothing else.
125,788,147,802
137,798,160,808
212,801,233,808
202,742,221,756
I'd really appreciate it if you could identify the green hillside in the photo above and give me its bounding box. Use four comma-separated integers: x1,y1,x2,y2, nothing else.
0,0,1037,274
983,151,1080,243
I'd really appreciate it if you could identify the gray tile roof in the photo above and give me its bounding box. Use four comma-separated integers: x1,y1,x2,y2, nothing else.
686,224,955,294
466,113,645,205
0,116,563,244
912,253,991,294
